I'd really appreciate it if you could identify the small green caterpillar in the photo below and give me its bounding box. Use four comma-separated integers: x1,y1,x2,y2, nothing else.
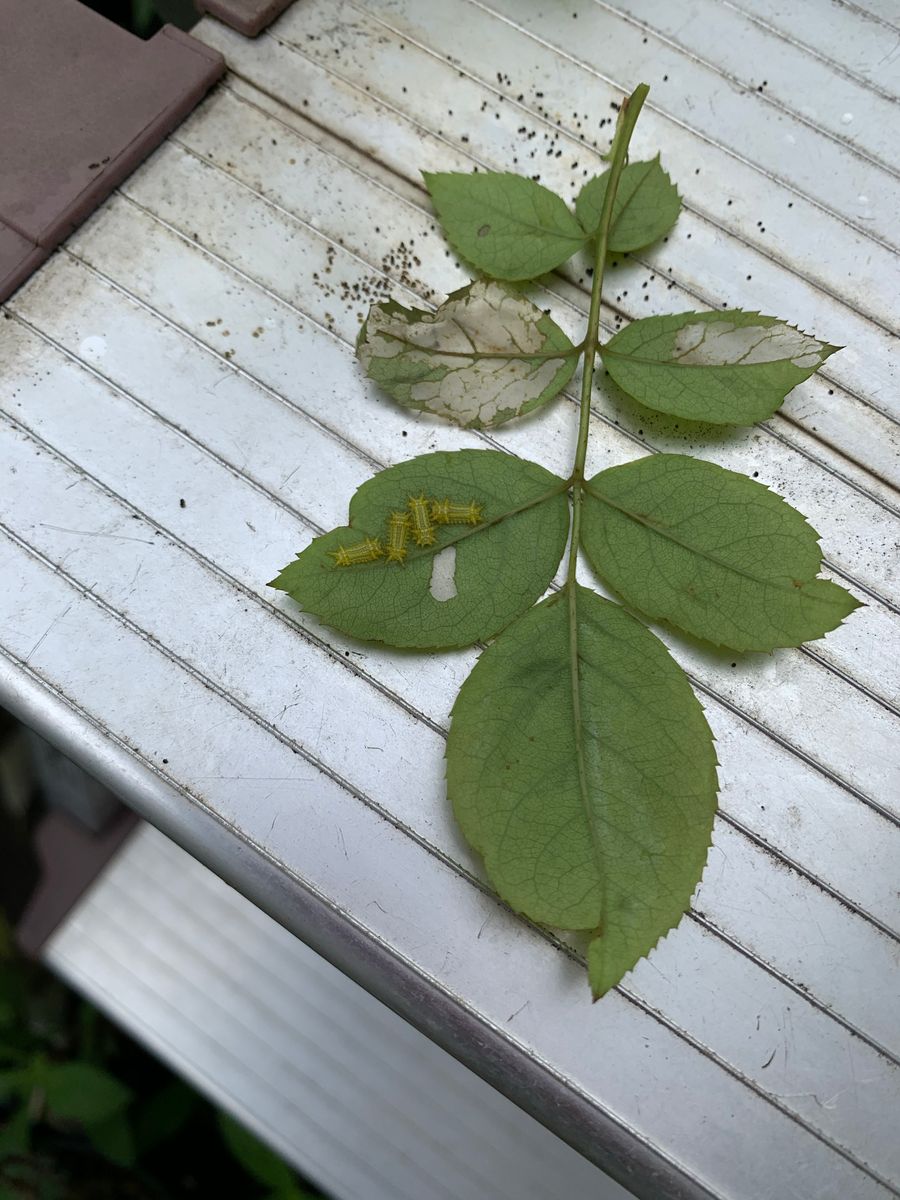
385,511,411,563
408,495,436,546
431,498,484,526
329,536,383,566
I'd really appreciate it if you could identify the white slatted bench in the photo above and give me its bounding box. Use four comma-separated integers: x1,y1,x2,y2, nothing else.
2,3,898,1197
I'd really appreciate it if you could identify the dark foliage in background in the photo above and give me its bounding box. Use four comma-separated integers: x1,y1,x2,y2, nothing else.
80,0,199,38
1,706,321,1200
0,912,323,1198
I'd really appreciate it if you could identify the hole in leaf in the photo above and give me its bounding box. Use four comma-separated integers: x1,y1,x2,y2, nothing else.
429,546,458,601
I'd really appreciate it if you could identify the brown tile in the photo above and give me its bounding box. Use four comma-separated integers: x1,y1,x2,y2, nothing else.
16,809,139,957
196,0,294,37
0,221,45,304
0,0,224,302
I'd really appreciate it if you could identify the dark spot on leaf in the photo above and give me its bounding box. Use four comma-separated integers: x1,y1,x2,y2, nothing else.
477,224,491,237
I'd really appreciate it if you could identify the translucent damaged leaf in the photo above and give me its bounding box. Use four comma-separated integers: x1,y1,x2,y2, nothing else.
602,309,839,424
575,156,681,251
447,587,717,999
423,171,586,280
357,281,578,429
269,450,569,649
582,455,860,652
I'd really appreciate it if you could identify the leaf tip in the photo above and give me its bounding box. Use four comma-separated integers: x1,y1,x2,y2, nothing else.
422,169,455,193
842,591,865,619
587,930,629,1001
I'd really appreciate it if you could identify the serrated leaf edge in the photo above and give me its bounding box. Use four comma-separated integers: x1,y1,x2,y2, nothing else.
575,154,683,251
581,465,861,652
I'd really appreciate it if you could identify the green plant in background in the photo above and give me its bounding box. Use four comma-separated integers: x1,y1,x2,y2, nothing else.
0,925,175,1197
217,1114,320,1200
130,0,161,35
0,919,136,1198
270,84,858,999
81,0,199,39
0,914,319,1198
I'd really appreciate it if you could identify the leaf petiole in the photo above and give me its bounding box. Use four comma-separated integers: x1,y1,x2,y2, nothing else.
568,84,650,546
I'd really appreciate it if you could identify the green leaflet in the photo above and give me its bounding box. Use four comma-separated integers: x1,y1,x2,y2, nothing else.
39,1062,132,1125
581,455,860,651
0,1104,30,1157
84,1112,137,1167
602,309,839,424
447,586,718,999
356,281,578,429
0,1070,24,1104
575,157,681,251
269,450,570,649
218,1113,299,1193
423,171,587,280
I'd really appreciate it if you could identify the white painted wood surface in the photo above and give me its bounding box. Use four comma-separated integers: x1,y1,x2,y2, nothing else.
1,2,898,1197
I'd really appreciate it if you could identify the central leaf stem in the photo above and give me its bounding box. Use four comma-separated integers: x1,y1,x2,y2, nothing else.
567,83,650,576
565,85,649,944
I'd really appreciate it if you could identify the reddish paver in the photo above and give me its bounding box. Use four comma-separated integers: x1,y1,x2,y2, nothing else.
196,0,294,37
0,0,225,303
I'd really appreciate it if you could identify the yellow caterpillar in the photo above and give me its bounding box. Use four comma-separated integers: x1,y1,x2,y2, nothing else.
430,498,484,526
385,511,411,563
328,494,484,568
328,536,383,566
407,494,436,547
